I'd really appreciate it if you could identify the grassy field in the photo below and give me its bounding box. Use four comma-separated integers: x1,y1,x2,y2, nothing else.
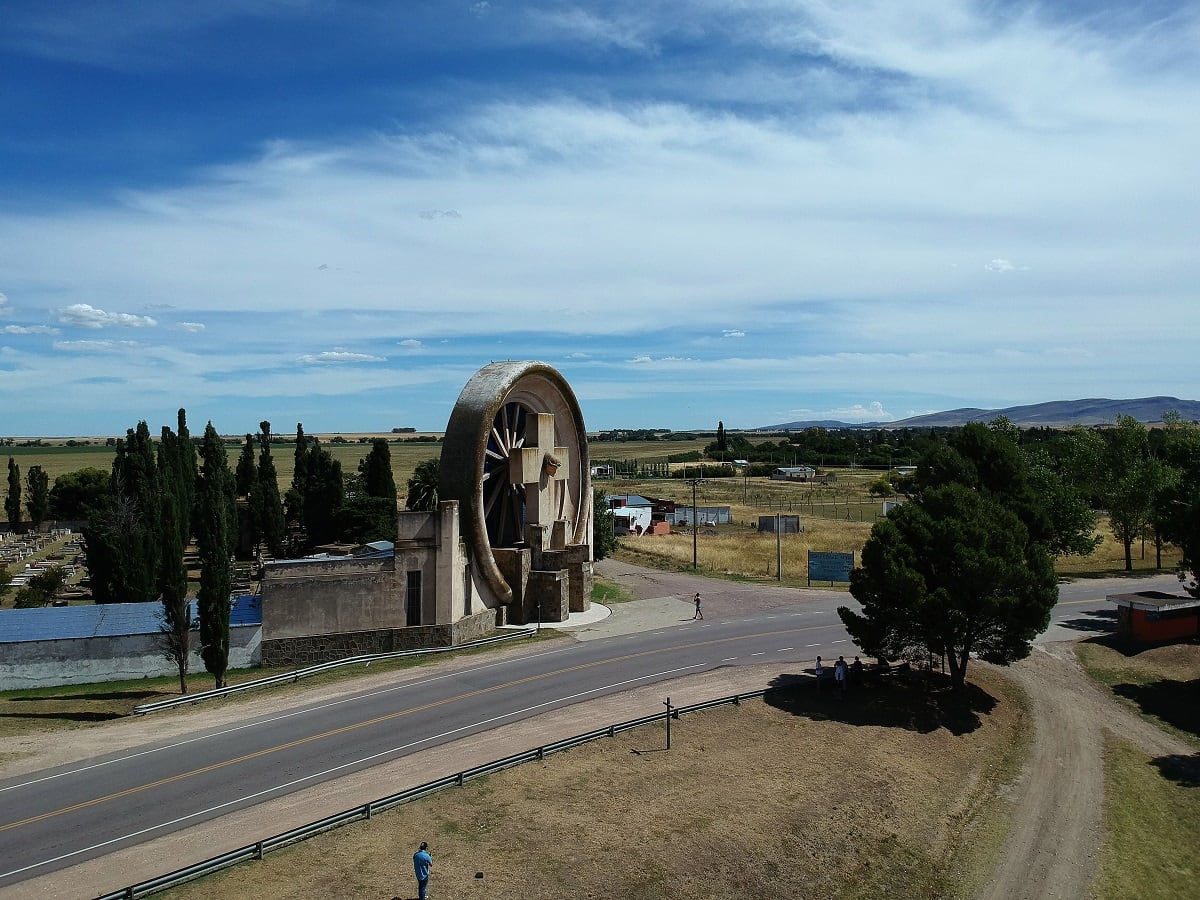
1078,640,1200,900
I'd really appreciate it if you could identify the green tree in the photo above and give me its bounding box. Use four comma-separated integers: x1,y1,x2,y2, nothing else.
592,487,619,561
14,565,67,608
25,465,50,530
1101,416,1159,571
302,440,344,545
49,467,110,520
342,438,399,542
286,422,311,527
0,563,11,600
1157,414,1200,597
405,458,440,512
6,457,22,531
85,424,161,604
716,421,727,452
839,484,1057,689
916,420,1096,557
235,434,257,497
196,422,234,689
359,438,398,500
254,421,287,557
157,492,191,694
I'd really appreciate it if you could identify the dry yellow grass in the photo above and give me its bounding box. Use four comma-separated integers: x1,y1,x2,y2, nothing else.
160,668,1028,900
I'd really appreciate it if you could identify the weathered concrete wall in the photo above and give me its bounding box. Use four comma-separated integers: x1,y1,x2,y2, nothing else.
261,557,403,641
0,626,261,690
261,607,497,667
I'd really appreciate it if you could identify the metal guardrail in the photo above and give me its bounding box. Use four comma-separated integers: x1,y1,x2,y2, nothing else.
96,688,771,899
132,630,535,714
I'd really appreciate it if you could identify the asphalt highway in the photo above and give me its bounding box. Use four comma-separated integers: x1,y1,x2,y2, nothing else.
0,570,1179,892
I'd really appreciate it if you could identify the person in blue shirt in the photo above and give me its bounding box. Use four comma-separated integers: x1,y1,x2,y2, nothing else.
413,841,432,900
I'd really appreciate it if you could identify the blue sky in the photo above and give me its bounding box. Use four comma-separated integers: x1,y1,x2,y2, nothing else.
2,1,1197,437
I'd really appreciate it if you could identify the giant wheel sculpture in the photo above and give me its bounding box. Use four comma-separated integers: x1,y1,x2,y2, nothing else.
439,361,591,607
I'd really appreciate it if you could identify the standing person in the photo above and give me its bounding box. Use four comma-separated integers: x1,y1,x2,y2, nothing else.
693,592,703,620
834,656,848,696
413,841,432,900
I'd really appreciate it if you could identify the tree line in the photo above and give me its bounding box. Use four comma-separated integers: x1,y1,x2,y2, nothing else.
837,415,1200,689
2,413,401,692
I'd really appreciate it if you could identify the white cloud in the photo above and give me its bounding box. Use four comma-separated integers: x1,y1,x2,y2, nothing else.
176,321,206,333
985,258,1015,273
722,329,746,338
399,339,423,349
54,339,140,352
417,210,462,220
54,303,157,329
296,350,386,364
827,401,896,423
3,324,58,335
0,291,8,308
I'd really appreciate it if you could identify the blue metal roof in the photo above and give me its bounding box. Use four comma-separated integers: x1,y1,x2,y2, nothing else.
0,595,262,644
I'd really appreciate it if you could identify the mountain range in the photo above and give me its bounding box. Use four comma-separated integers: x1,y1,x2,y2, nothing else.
762,397,1200,430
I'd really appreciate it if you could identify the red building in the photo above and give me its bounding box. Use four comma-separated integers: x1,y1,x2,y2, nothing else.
1107,591,1200,644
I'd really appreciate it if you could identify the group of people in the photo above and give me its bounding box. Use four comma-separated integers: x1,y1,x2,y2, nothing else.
814,654,864,695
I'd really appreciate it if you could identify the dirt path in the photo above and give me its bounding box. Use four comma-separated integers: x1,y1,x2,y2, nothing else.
977,641,1193,900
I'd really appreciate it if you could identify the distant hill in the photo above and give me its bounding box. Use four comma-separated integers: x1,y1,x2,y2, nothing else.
762,397,1200,431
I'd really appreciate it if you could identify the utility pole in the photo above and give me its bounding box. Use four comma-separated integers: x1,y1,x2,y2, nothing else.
776,511,782,582
686,472,706,569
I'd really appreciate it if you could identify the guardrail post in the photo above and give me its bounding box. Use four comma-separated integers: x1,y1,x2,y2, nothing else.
255,840,264,860
733,694,740,705
365,803,372,820
457,771,464,786
537,746,544,760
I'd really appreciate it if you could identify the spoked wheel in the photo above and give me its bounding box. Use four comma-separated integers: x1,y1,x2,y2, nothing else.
440,362,591,607
482,401,529,548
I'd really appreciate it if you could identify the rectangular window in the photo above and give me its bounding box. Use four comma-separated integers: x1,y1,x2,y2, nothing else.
406,570,422,627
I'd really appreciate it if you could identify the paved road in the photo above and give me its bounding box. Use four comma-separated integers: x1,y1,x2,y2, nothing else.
0,564,1179,895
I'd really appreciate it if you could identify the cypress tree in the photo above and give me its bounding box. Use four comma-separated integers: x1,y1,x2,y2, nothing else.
6,457,22,531
197,422,233,689
158,491,191,694
255,421,287,557
303,441,344,545
25,465,50,530
235,434,257,497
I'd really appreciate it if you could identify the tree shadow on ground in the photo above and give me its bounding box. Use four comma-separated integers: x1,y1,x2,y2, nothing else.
1112,679,1200,740
763,670,996,736
0,711,125,722
1152,753,1200,788
7,690,160,702
1056,609,1118,634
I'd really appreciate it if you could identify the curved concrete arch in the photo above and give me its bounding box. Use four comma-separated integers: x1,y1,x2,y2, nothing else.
439,361,591,608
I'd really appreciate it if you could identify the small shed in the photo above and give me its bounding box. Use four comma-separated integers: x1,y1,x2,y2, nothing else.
1107,591,1200,644
758,515,801,534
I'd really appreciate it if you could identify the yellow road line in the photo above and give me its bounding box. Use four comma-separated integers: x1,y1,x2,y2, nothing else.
2,624,827,833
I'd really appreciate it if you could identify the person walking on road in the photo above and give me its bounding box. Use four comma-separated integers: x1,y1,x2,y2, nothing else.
413,841,432,900
693,592,704,620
